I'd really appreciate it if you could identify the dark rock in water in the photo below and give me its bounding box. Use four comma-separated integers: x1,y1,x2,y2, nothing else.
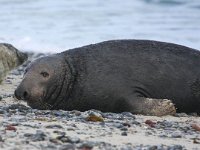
0,43,28,83
0,95,2,101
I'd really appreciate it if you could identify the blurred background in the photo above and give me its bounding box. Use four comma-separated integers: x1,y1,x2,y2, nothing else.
0,0,199,53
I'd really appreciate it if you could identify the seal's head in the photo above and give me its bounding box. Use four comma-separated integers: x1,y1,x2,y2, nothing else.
14,54,73,110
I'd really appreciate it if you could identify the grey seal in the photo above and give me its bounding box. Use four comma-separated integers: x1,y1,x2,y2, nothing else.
15,40,200,116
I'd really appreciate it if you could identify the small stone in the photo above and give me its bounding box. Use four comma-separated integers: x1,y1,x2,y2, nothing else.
120,127,128,131
57,135,69,143
77,141,94,150
121,112,136,119
53,130,66,136
193,138,200,144
171,132,182,138
175,113,188,117
86,114,104,122
42,144,57,149
0,135,4,142
46,124,63,129
72,110,81,116
113,123,124,128
0,109,4,114
24,130,46,141
121,132,128,136
123,122,131,127
24,133,33,137
59,143,75,150
191,124,200,132
68,137,80,143
7,104,30,112
145,131,153,136
67,127,75,131
145,120,156,128
131,120,140,125
148,145,158,150
170,145,184,150
5,125,17,131
49,138,61,144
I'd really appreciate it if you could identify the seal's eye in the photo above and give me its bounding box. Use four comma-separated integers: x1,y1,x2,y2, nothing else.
40,71,49,78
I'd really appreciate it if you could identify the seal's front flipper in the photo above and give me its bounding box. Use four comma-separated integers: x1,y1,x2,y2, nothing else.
129,97,176,116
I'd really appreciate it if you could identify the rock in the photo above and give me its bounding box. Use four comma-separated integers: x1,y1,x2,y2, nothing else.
0,135,4,142
24,130,46,142
86,114,104,122
175,113,188,117
53,130,66,136
121,131,128,136
191,124,200,132
120,127,128,131
113,123,124,129
193,138,200,144
5,125,17,131
145,120,157,128
77,141,94,150
7,104,30,112
0,43,28,83
171,132,182,138
121,112,136,119
46,124,63,129
68,137,80,143
59,143,75,150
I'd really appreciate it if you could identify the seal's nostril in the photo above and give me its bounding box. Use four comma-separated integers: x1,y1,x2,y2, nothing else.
23,91,28,99
14,90,21,100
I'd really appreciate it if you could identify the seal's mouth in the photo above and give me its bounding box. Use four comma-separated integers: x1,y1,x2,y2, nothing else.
27,97,53,110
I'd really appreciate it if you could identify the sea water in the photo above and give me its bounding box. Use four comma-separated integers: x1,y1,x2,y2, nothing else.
0,0,199,53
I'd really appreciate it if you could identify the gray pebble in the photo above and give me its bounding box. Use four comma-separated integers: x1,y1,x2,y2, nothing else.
46,124,63,129
121,132,128,136
171,132,182,138
59,143,75,150
121,112,136,119
24,130,46,142
120,127,128,131
77,141,94,149
113,123,124,128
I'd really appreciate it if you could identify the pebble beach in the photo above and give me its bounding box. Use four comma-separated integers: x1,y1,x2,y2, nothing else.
0,54,199,150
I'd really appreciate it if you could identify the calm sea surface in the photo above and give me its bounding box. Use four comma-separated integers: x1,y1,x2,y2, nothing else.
0,0,200,53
